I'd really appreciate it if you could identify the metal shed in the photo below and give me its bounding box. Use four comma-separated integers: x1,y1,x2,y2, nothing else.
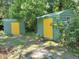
37,9,75,41
2,19,25,35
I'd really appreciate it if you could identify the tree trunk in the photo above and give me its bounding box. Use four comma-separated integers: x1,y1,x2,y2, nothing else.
59,0,63,11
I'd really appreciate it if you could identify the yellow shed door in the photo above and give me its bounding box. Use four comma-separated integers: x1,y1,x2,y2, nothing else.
43,18,53,39
11,22,20,35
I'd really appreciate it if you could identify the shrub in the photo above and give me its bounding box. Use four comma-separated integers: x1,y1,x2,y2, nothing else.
64,16,79,47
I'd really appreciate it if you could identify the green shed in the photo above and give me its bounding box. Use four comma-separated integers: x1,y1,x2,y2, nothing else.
2,19,25,35
37,9,76,41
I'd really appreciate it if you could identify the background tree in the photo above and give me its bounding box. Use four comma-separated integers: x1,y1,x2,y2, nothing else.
9,0,49,31
1,0,78,32
0,0,12,18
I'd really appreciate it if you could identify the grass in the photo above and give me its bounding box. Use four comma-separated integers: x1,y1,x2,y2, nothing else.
0,32,38,46
25,32,36,36
68,46,79,56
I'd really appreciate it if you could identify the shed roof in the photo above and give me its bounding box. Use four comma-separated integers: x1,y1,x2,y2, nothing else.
37,9,75,19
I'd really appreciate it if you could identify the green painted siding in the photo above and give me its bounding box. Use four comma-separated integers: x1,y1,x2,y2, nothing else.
3,19,11,35
20,21,25,34
37,18,43,36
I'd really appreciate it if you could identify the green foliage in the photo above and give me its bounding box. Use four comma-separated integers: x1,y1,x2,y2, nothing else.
62,0,76,9
9,0,49,31
64,16,79,46
0,0,11,18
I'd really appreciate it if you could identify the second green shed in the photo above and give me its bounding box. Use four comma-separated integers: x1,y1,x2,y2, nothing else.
3,19,25,35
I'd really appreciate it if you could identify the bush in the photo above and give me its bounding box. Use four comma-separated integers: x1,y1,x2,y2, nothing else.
64,16,79,47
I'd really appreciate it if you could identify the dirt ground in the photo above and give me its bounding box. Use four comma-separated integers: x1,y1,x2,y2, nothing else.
0,54,7,59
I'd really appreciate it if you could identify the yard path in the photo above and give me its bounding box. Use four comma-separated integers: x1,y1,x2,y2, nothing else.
0,35,79,59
